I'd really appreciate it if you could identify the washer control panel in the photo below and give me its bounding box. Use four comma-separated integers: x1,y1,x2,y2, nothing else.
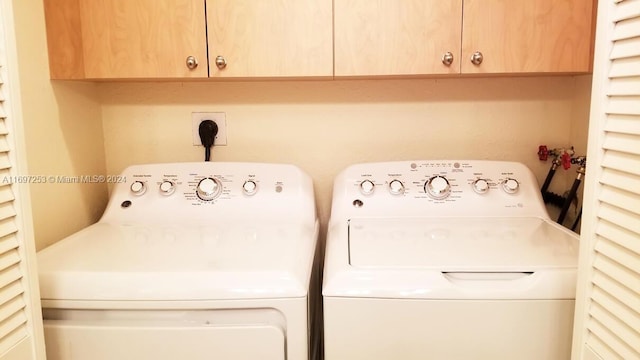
126,172,258,201
101,162,315,223
335,160,548,219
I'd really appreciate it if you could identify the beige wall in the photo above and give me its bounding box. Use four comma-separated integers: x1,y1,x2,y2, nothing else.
12,0,107,250
571,75,593,156
100,77,591,235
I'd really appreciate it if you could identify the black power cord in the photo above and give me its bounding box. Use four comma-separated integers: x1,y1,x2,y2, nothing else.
198,120,218,161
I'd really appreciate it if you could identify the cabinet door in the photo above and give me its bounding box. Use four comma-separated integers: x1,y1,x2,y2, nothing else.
83,0,208,78
46,0,208,79
334,0,462,77
206,0,333,78
461,0,595,74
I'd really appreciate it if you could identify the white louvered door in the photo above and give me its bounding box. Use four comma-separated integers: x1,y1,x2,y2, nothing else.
572,0,640,359
0,2,46,360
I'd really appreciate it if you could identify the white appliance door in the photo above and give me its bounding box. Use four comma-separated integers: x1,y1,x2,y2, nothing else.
44,321,284,360
328,217,580,299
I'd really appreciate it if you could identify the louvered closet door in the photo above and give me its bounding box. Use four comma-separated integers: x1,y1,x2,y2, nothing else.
0,2,45,359
572,0,640,359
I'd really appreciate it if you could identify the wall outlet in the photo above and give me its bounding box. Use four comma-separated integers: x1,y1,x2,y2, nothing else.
192,112,227,146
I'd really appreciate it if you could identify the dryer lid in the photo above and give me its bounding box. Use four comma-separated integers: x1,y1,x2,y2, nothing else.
37,221,318,301
348,217,578,271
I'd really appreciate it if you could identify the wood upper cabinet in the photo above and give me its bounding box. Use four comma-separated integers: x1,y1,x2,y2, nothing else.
461,0,595,74
206,0,333,78
44,0,595,79
44,0,208,79
44,0,332,79
334,0,595,77
334,0,463,77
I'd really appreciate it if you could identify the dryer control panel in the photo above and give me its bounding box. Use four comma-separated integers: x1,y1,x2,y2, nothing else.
331,160,549,220
100,162,316,224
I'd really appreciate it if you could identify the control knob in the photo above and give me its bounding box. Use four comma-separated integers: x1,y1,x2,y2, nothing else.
472,178,490,194
360,179,375,195
425,176,451,199
159,180,176,196
502,178,520,194
242,180,258,196
196,177,222,201
130,181,146,196
388,179,405,195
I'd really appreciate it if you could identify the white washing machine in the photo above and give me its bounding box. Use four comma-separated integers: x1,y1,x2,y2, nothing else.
37,162,320,360
323,160,579,360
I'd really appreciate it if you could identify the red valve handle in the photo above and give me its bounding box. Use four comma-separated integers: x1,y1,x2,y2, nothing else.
538,145,549,161
561,152,572,170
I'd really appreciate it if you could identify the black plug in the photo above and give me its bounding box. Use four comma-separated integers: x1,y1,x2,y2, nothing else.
198,120,218,161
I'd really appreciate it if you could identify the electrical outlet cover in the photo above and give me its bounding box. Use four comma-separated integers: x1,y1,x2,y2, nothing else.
192,112,227,146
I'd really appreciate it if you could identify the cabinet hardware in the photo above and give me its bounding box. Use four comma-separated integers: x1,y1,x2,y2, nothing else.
185,56,198,70
442,52,454,66
470,51,483,65
215,56,227,70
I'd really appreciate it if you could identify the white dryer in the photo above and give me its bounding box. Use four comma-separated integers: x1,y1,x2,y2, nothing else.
37,162,320,360
323,160,579,360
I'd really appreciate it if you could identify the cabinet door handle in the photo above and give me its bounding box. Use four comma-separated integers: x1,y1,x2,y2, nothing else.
442,52,454,66
215,55,227,70
470,51,483,65
185,56,198,70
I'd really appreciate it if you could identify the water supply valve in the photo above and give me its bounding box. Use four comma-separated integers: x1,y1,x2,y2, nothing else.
538,145,549,161
572,156,587,180
561,151,572,170
538,145,575,169
571,156,587,167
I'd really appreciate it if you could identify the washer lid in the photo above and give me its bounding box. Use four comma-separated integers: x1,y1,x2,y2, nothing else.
348,217,578,271
323,217,578,299
37,221,317,301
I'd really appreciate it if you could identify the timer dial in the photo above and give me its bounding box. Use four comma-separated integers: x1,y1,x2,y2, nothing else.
360,180,375,195
130,181,146,196
425,176,451,199
472,179,490,194
502,178,520,194
196,177,222,201
388,179,405,195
